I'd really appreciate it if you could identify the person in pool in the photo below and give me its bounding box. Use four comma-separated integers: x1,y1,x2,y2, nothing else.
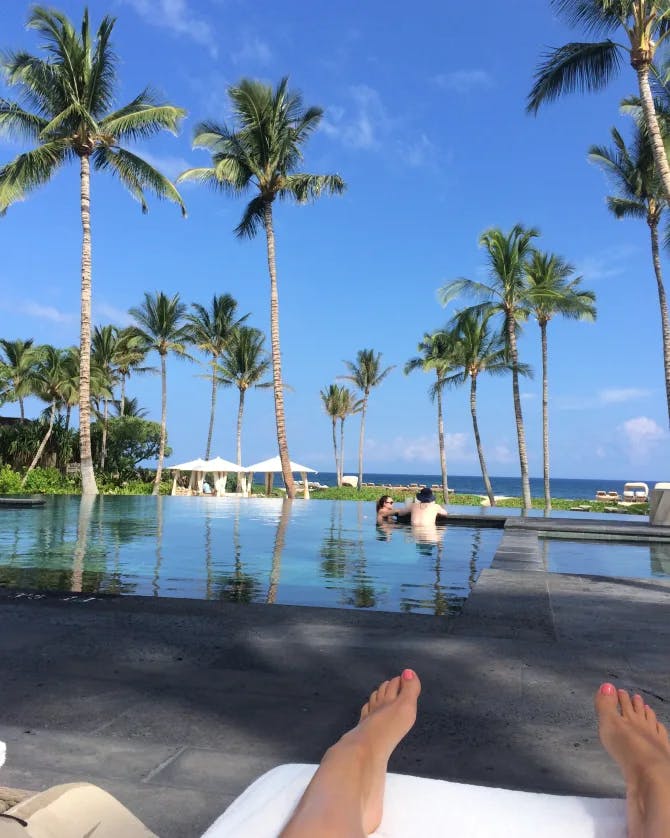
410,486,447,527
375,495,397,523
279,671,670,837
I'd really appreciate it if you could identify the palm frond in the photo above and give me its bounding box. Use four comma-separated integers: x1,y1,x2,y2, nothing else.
102,93,185,141
0,100,48,140
281,173,346,202
0,140,70,213
438,277,497,306
234,195,266,238
550,0,630,35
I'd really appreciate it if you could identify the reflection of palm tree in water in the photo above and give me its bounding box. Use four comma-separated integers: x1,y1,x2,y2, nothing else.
320,502,351,579
469,527,482,591
267,498,291,604
347,502,376,609
71,494,96,592
431,536,449,616
204,512,213,599
152,496,164,597
217,502,260,603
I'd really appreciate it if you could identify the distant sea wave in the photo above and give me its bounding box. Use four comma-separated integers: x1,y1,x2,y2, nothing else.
314,472,658,501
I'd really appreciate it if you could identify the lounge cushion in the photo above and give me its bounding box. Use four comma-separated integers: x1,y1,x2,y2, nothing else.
202,763,626,837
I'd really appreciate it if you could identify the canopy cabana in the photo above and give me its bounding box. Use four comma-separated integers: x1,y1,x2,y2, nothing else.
169,457,247,496
243,456,317,499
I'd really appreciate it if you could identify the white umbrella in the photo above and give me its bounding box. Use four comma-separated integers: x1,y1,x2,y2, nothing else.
170,458,209,471
168,458,209,495
243,456,318,498
203,456,246,496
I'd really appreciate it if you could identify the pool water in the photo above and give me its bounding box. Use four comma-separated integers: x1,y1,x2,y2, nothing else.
0,496,502,615
542,537,670,579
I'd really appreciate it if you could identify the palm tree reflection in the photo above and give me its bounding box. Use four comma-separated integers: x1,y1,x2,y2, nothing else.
216,502,261,603
267,498,291,604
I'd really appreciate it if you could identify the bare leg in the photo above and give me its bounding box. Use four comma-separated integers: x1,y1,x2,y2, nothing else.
595,683,670,838
280,669,421,838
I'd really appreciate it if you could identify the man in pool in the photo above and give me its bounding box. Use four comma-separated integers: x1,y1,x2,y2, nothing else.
410,486,447,526
279,671,670,837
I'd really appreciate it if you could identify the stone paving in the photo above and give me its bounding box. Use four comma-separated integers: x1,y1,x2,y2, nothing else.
0,517,669,836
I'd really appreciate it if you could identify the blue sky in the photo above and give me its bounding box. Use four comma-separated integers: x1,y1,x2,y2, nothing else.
1,0,668,482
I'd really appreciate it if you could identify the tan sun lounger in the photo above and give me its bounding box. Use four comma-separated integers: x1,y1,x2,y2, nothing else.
0,783,156,837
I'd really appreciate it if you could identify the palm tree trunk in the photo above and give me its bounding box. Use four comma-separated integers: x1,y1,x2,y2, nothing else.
357,393,368,491
636,64,670,204
263,202,294,498
436,374,448,504
21,401,56,487
78,154,98,496
507,315,532,511
65,404,71,432
119,374,126,417
235,387,245,491
331,417,339,486
339,418,345,487
100,397,109,472
18,397,24,421
649,220,670,427
470,375,495,506
153,352,167,496
267,498,291,603
206,361,217,460
540,321,551,513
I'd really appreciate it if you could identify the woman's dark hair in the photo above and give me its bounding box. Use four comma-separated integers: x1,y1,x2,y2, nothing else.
376,495,392,512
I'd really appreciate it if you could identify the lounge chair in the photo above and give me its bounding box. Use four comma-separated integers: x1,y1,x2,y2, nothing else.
595,490,608,501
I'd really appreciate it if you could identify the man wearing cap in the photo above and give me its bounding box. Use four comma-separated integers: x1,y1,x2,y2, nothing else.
410,486,447,527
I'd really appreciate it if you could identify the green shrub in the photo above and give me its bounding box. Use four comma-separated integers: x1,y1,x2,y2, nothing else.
0,464,22,493
23,467,72,494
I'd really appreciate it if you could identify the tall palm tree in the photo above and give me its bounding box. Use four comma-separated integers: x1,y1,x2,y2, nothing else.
589,124,670,424
113,328,152,417
0,338,39,419
527,0,670,204
186,294,248,459
440,224,538,511
336,387,361,488
129,292,191,495
0,7,186,495
21,345,69,486
178,77,346,498
216,326,271,485
320,384,344,485
525,251,596,512
405,330,455,502
340,349,394,491
91,324,119,471
444,309,512,507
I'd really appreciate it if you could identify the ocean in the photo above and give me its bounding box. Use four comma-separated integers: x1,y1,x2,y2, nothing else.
314,473,658,501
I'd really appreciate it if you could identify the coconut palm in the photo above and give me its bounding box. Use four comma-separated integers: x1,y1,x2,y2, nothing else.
589,124,670,425
178,77,346,497
0,7,186,495
111,396,148,418
440,224,538,510
128,292,191,495
340,349,394,491
320,384,344,485
216,326,272,485
186,294,248,460
113,328,152,417
91,325,119,471
0,338,40,419
336,387,361,488
21,345,69,486
527,0,670,204
405,330,455,502
525,251,596,512
445,310,512,507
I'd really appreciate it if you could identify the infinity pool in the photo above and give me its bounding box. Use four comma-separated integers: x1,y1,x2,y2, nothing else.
0,496,502,615
542,536,670,579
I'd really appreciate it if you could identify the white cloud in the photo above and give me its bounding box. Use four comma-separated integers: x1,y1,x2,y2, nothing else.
574,245,638,282
231,36,273,65
520,391,536,401
619,416,666,460
321,85,390,150
433,69,493,93
367,432,473,464
396,133,439,168
120,0,217,57
492,443,515,464
94,302,134,327
17,301,75,324
599,387,651,404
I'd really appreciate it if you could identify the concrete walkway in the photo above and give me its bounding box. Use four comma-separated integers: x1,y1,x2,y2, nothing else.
1,533,670,835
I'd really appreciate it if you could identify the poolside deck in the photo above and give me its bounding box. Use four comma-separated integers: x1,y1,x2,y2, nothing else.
1,518,669,836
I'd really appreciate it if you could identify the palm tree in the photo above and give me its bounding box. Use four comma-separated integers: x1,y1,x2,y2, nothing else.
0,7,186,495
111,396,148,418
527,0,670,204
525,251,596,512
440,224,538,511
129,292,191,495
0,338,39,419
91,325,119,471
320,384,344,485
340,349,394,491
21,345,69,486
336,387,361,488
216,326,271,486
113,328,152,417
186,294,248,459
178,77,346,498
589,124,670,425
445,309,512,507
405,331,455,502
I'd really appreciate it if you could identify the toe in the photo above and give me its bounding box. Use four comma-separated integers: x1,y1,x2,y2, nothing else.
633,694,645,716
594,682,620,724
385,676,401,702
377,680,390,701
360,702,370,720
369,689,379,709
399,669,422,702
645,704,657,727
618,689,635,719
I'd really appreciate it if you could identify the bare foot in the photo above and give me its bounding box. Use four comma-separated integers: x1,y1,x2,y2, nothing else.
338,669,421,834
595,683,670,838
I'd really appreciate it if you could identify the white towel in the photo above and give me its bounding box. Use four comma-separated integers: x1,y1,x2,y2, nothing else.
0,741,5,769
202,764,626,838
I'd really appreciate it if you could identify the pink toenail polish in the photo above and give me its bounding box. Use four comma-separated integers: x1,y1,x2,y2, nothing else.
402,669,415,681
600,683,616,696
